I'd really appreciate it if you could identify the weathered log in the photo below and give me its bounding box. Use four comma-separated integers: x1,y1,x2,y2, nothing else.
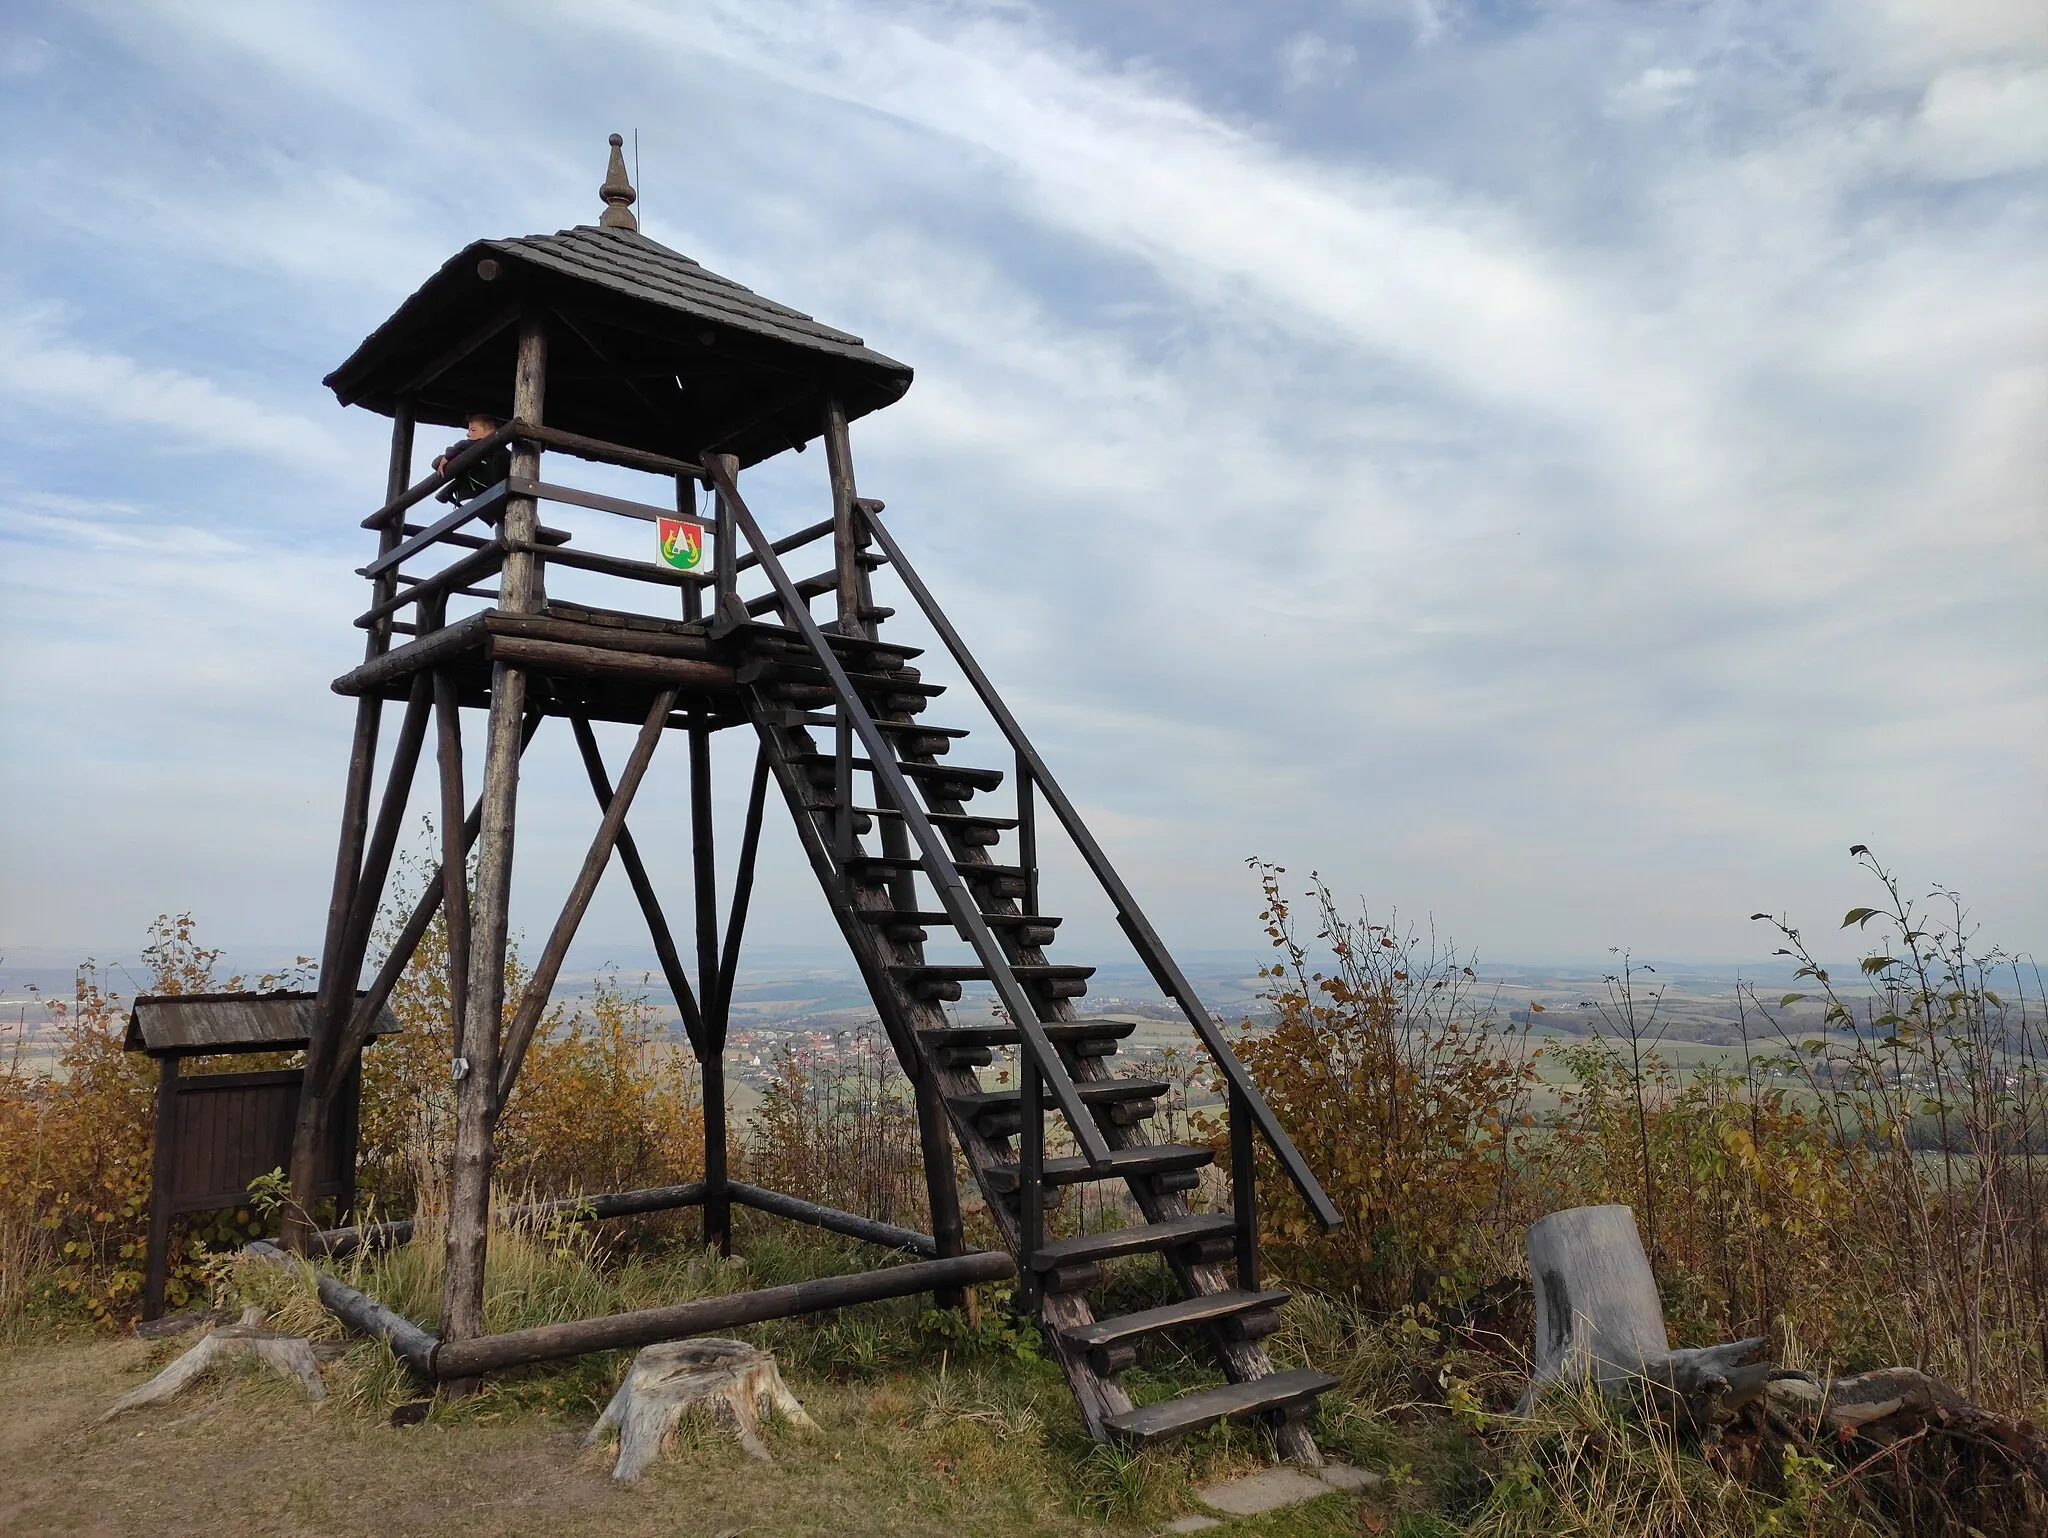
101,1307,325,1419
246,1239,439,1376
585,1338,817,1477
432,1249,1015,1379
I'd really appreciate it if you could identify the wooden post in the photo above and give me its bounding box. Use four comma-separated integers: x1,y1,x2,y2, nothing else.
441,317,546,1374
1230,1080,1259,1293
709,453,739,635
286,406,413,1248
571,716,707,1057
1018,1050,1043,1312
497,688,679,1101
678,474,704,625
433,669,471,1051
822,397,868,638
142,1056,180,1321
690,715,729,1254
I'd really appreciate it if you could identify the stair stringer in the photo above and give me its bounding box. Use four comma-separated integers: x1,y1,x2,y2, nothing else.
742,688,1132,1440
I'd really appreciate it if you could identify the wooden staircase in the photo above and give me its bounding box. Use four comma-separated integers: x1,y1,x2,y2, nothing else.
710,462,1344,1457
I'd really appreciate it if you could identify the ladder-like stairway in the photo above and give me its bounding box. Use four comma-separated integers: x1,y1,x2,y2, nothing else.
711,472,1341,1457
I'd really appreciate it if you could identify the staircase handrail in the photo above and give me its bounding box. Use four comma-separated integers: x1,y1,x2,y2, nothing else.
862,509,1343,1232
702,459,1115,1168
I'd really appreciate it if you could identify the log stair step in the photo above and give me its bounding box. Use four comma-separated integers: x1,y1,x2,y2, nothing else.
893,963,1092,985
921,1019,1133,1049
851,806,1018,833
865,911,1060,933
1028,1214,1235,1272
1062,1289,1292,1353
982,1142,1212,1192
949,1078,1163,1115
1102,1369,1339,1449
795,754,1004,793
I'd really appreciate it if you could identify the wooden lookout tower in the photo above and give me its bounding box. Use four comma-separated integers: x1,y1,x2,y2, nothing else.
284,136,1343,1454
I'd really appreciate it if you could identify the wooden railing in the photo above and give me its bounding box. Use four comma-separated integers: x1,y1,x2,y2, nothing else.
859,507,1345,1255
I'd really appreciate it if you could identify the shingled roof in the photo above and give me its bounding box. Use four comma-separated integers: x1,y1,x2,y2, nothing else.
124,990,399,1057
325,224,913,469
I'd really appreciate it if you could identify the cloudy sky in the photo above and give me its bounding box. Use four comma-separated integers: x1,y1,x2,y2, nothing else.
1,0,2042,977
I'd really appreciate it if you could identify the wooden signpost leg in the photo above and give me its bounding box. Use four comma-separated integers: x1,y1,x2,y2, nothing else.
142,1057,180,1321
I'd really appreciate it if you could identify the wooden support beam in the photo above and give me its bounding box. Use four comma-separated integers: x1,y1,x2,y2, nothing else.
726,1183,944,1257
515,420,703,481
484,635,733,691
321,712,542,1100
334,674,434,1002
430,1251,1015,1380
142,1057,180,1318
497,687,679,1101
712,748,769,1035
287,406,415,1249
570,716,707,1060
442,316,547,1371
246,1241,439,1378
313,1182,709,1261
433,670,472,1057
690,715,728,1253
822,398,866,638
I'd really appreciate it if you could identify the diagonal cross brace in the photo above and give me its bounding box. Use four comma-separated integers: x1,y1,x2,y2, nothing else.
702,458,1112,1168
498,687,679,1103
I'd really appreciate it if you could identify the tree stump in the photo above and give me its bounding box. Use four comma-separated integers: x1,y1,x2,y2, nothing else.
101,1307,326,1420
1521,1204,1770,1426
585,1338,818,1479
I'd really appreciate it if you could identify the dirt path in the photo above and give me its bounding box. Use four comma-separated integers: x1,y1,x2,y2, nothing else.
0,1335,1121,1538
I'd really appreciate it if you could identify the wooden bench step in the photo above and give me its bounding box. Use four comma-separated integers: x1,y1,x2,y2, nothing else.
795,755,1004,793
1102,1369,1338,1448
1063,1289,1291,1352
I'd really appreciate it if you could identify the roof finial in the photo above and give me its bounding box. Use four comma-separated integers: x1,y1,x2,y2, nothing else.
599,132,639,231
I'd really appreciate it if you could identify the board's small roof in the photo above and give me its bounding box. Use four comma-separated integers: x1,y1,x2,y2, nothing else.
124,990,399,1057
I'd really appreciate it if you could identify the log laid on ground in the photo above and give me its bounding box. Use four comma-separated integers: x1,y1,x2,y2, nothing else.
586,1338,818,1477
433,1249,1015,1379
101,1307,326,1420
245,1240,439,1377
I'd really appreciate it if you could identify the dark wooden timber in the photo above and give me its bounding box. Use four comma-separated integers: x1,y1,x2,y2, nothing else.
570,715,708,1057
509,476,707,530
361,419,519,531
725,1182,943,1257
1102,1369,1339,1449
321,712,542,1100
731,515,836,574
497,686,678,1101
143,1056,179,1316
442,314,547,1371
333,675,433,1022
515,420,703,481
247,1241,438,1377
485,634,733,689
287,406,414,1249
433,669,472,1057
689,710,728,1253
823,397,867,638
360,480,509,578
355,543,503,630
506,539,709,591
430,1251,1014,1379
712,749,769,1037
312,1181,709,1260
704,458,1111,1167
863,509,1340,1230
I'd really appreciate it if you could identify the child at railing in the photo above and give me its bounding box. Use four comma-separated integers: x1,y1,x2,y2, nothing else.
433,413,512,505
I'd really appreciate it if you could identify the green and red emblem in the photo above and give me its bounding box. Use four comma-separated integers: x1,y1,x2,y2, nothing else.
657,517,704,570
